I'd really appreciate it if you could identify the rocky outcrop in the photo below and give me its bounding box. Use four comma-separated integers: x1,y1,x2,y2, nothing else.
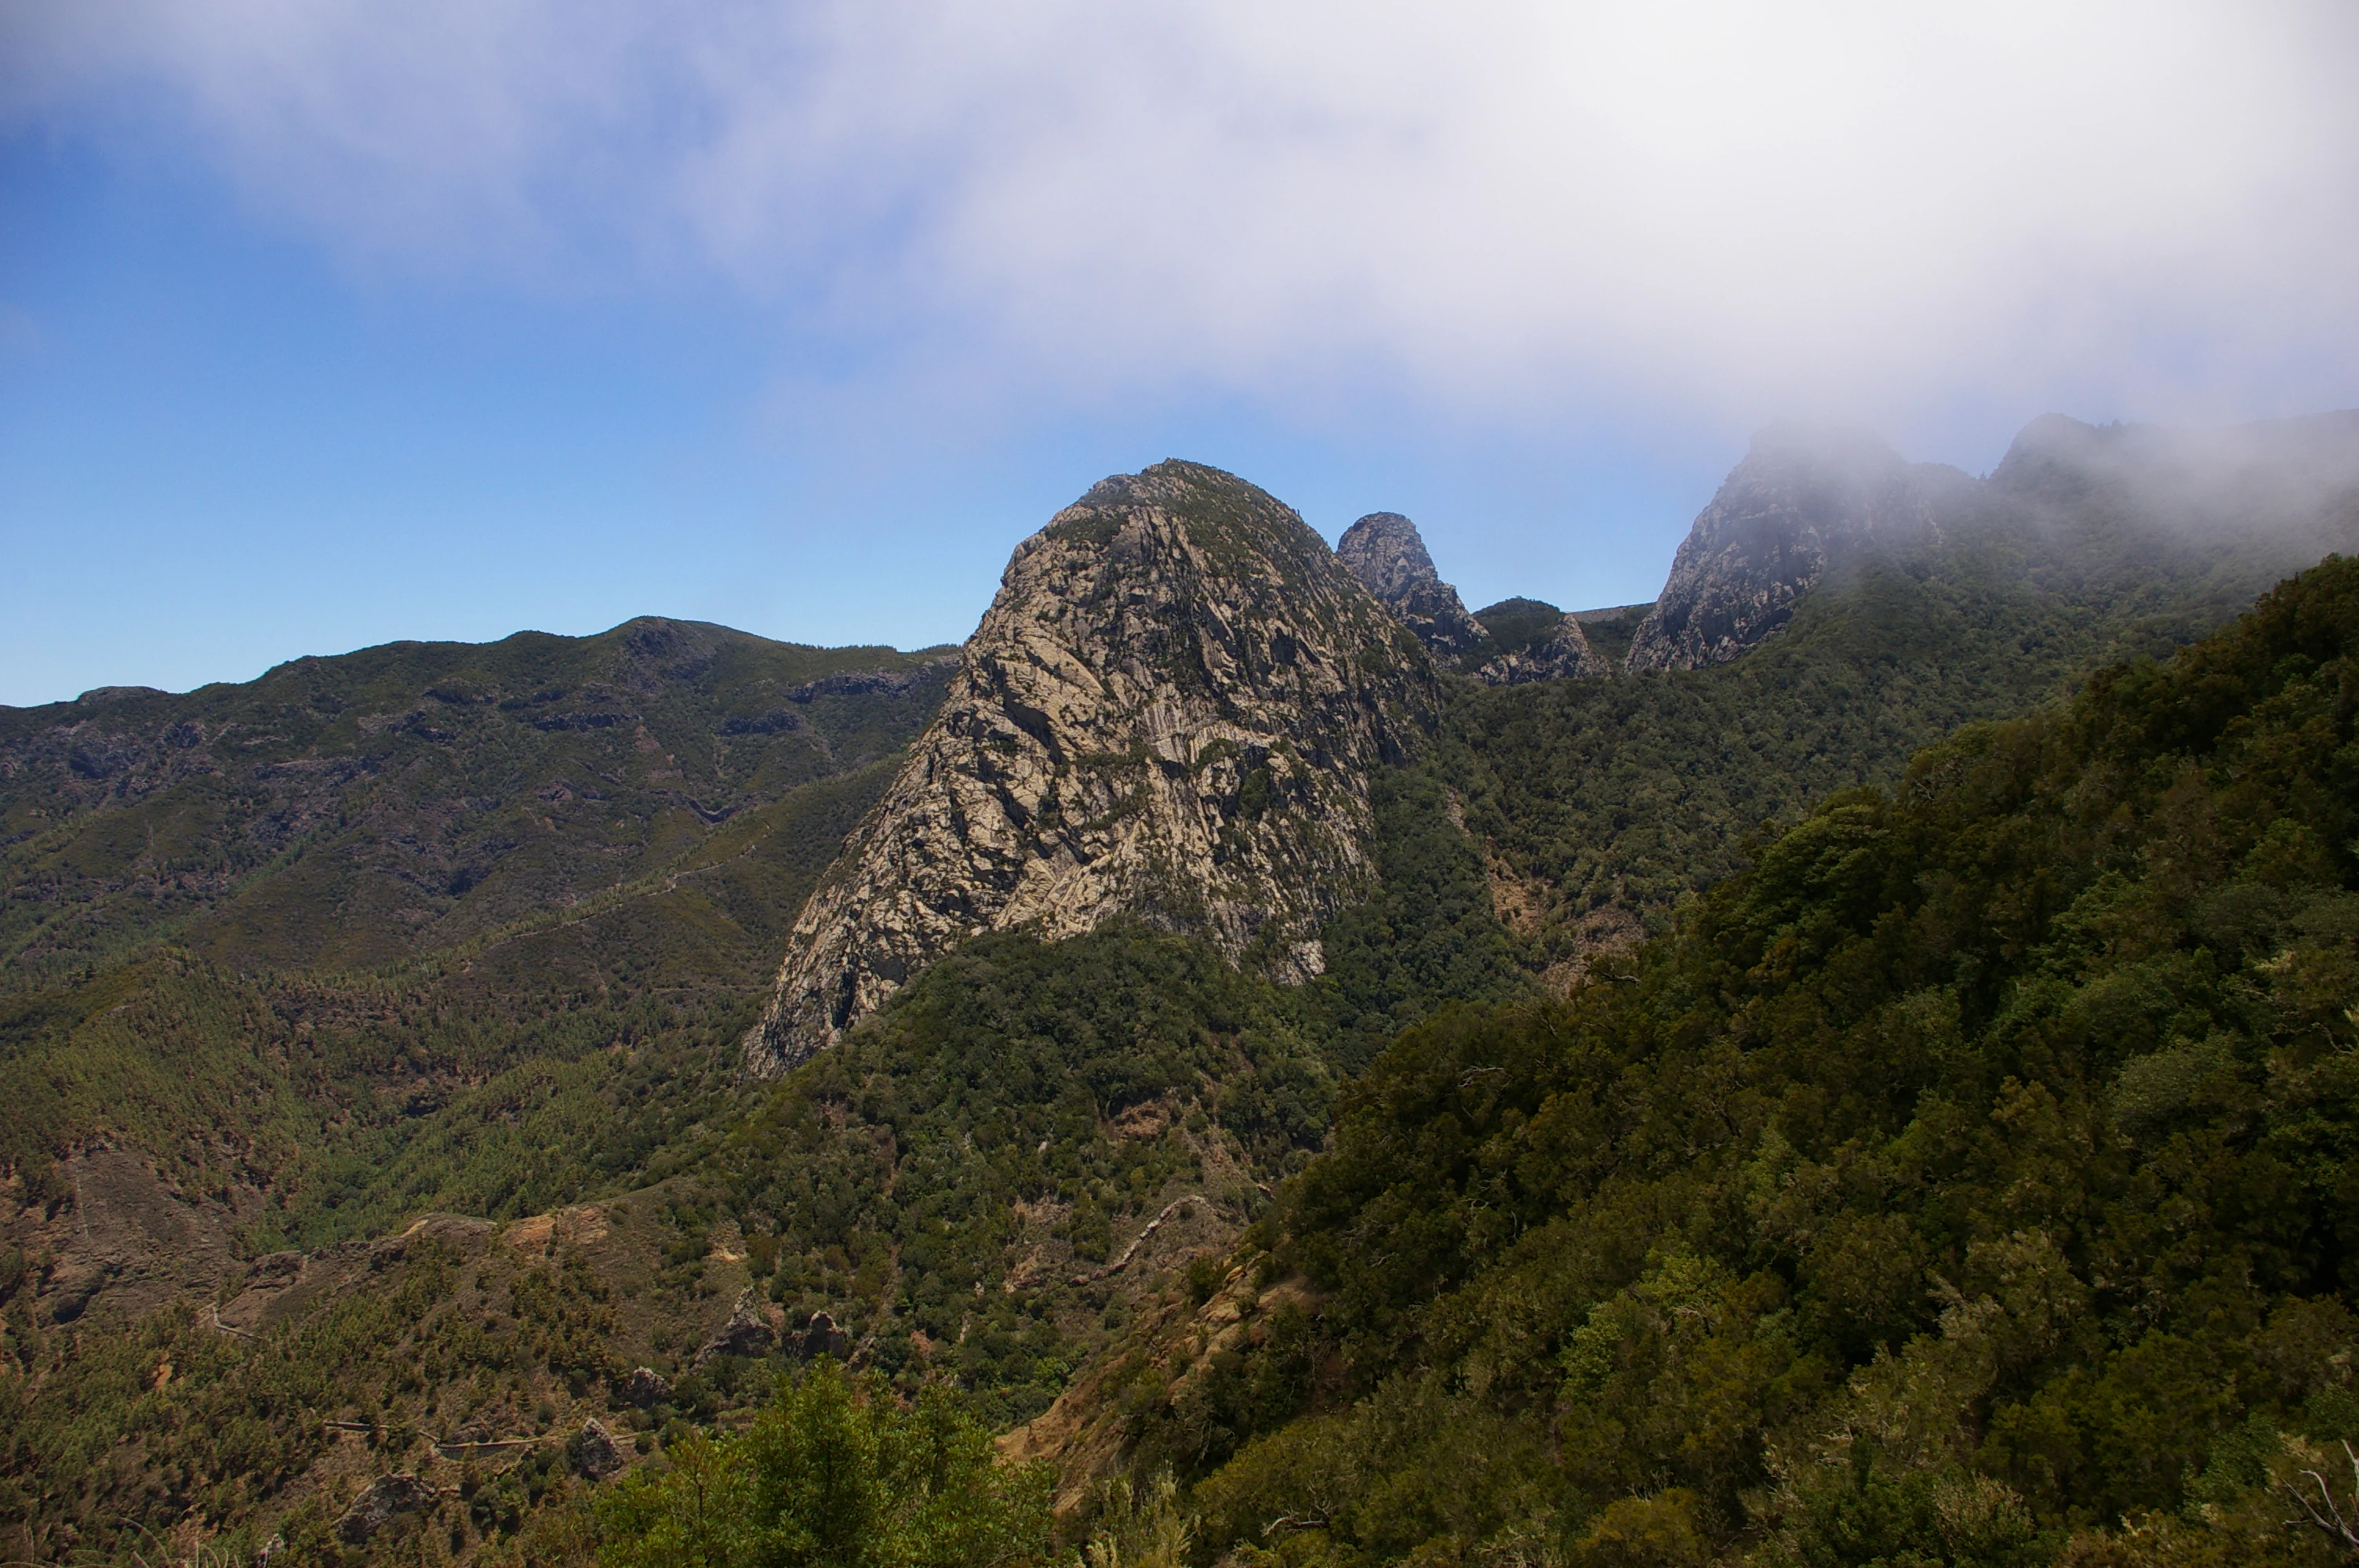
743,461,1434,1076
618,1367,672,1408
695,1287,780,1363
573,1418,627,1481
785,1310,852,1362
1474,613,1609,684
336,1475,437,1544
1625,426,1965,672
1336,512,1491,660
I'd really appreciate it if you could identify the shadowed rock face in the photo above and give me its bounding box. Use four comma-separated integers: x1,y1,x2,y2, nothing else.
1626,426,1966,673
742,462,1435,1077
1336,512,1492,661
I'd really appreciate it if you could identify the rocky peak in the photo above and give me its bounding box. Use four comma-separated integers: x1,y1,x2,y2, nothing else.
1624,425,1958,673
742,461,1434,1077
1474,612,1608,684
1336,512,1492,661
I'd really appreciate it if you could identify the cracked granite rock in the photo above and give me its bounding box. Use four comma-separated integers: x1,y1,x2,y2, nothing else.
1336,511,1492,661
742,462,1434,1077
1625,426,1967,672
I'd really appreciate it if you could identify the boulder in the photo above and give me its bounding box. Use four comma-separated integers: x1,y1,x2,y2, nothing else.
786,1310,852,1362
694,1287,777,1364
573,1417,625,1481
619,1366,673,1408
336,1474,436,1544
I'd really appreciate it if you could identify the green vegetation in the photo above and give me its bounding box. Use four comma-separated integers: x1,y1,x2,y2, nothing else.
1,616,951,985
0,1222,641,1566
685,768,1525,1431
8,446,2359,1565
1467,599,1562,662
1115,554,2359,1565
0,637,1518,1561
1448,514,2350,969
598,1362,1053,1567
0,618,948,1247
1565,604,1653,670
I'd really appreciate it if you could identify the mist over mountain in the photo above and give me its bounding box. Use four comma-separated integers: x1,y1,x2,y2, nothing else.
5,410,2359,1566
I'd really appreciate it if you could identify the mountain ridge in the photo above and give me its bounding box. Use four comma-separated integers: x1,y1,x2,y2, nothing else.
12,412,2359,1565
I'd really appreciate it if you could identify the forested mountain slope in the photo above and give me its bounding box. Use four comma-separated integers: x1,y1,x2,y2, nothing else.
1456,415,2359,977
1061,550,2359,1568
2,617,954,982
5,416,2359,1566
0,622,954,1298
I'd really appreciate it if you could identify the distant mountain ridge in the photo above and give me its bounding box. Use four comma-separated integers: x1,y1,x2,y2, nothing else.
0,617,956,981
1628,411,2359,673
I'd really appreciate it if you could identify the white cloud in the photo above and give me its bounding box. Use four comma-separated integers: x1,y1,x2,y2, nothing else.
8,0,2357,427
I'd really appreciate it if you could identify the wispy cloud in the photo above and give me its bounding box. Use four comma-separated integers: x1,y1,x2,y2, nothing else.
9,1,2356,428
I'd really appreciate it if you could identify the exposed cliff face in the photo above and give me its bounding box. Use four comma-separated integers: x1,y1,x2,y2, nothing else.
1335,512,1491,661
743,463,1435,1077
1625,427,1968,673
1474,612,1608,684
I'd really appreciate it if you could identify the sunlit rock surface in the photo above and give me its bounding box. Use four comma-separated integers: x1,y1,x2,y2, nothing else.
743,462,1434,1076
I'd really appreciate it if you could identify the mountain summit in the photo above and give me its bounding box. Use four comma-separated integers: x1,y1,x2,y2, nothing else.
1335,511,1491,660
741,462,1434,1076
1624,425,1964,672
1338,510,1607,679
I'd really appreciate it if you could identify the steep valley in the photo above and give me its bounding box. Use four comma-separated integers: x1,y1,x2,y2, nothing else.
6,413,2359,1566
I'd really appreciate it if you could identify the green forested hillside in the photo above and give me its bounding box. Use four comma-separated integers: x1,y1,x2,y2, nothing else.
2,617,954,982
0,621,954,1251
6,426,2359,1567
1454,472,2359,975
0,652,1521,1563
1118,554,2359,1566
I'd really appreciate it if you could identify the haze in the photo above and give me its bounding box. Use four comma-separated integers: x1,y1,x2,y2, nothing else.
4,0,2357,706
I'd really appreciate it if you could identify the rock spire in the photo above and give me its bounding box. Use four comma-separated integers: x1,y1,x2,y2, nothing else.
1336,512,1492,661
743,462,1434,1077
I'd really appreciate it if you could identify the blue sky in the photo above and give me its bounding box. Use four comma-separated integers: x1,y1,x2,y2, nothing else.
5,2,2357,708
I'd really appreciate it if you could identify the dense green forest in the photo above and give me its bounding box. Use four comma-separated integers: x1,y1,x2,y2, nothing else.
6,426,2359,1565
1449,500,2357,975
1092,554,2359,1566
0,678,1521,1563
0,620,951,1248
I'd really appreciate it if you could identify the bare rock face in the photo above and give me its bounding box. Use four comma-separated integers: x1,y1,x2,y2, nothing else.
743,461,1433,1076
1626,426,1963,673
1336,512,1491,660
1474,613,1609,684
